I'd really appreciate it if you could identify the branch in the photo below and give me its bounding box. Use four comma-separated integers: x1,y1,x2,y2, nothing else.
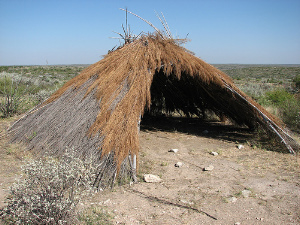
120,8,164,38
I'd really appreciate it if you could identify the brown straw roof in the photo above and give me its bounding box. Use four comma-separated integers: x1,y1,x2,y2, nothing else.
8,33,298,188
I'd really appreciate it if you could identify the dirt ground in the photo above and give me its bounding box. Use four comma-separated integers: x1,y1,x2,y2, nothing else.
0,117,299,224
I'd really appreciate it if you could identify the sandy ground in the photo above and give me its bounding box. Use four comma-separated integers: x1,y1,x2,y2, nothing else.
1,117,299,224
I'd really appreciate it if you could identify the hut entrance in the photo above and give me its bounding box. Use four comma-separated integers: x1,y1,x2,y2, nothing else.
140,68,255,144
146,69,207,119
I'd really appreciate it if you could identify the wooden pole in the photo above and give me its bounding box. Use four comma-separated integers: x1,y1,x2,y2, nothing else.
130,114,141,183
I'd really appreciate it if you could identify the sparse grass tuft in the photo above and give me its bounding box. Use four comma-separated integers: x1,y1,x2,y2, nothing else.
160,161,168,166
78,206,114,225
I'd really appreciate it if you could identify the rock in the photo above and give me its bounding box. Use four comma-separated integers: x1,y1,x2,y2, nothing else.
256,217,264,221
203,165,214,171
202,130,209,134
103,199,111,204
169,148,179,153
175,162,183,167
228,196,237,203
180,199,193,205
210,151,218,156
143,174,162,183
234,222,241,225
237,144,244,149
242,189,252,198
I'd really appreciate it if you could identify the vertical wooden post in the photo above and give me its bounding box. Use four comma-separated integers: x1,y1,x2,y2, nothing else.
130,114,141,183
131,154,137,182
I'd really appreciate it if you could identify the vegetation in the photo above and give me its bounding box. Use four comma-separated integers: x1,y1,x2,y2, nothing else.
292,74,300,91
216,64,300,82
0,65,86,118
216,64,300,133
0,65,86,78
78,206,114,225
258,89,300,132
0,150,96,224
0,77,25,117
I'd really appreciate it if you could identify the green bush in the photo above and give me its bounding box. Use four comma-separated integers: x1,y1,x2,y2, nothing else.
0,150,96,224
263,89,294,106
0,66,86,118
293,74,300,91
0,77,50,118
0,77,25,118
280,98,300,131
259,89,300,132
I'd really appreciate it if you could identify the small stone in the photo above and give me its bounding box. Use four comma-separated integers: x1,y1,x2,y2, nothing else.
175,162,183,167
202,130,209,134
256,217,264,221
242,189,252,198
169,149,179,153
234,222,241,225
237,144,244,149
180,199,193,205
228,197,237,203
203,165,214,171
210,151,218,156
103,199,111,204
143,174,162,183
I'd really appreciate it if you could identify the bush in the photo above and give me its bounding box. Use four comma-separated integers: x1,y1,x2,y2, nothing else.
259,89,300,132
0,150,95,224
293,74,300,91
280,98,300,131
0,76,41,118
263,89,294,106
239,82,275,100
0,77,24,118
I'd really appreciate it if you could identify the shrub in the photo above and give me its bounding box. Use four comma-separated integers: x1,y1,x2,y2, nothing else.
280,98,300,131
239,82,275,100
0,150,95,224
263,89,294,106
0,76,41,118
293,74,300,91
259,89,300,132
0,77,24,118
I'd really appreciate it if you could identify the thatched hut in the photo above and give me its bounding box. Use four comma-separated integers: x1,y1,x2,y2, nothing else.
9,33,297,188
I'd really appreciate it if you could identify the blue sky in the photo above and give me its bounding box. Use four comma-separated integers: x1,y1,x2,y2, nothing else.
1,0,299,65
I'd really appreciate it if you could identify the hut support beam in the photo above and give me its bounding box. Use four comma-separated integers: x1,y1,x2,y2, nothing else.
132,154,137,182
128,153,137,183
129,115,141,183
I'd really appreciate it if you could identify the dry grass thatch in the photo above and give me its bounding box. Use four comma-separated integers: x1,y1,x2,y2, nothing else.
8,33,298,188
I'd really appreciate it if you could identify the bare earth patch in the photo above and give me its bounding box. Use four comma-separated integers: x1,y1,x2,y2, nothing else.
0,118,25,210
0,118,299,224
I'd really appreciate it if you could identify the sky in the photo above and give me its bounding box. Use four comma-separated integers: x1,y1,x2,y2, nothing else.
0,0,300,65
